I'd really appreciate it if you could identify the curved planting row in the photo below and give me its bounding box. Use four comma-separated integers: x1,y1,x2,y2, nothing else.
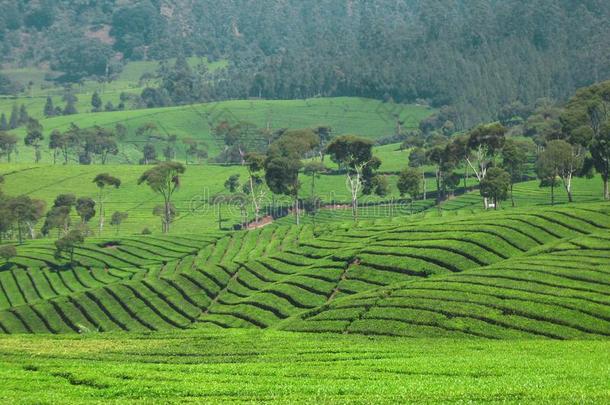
281,230,610,339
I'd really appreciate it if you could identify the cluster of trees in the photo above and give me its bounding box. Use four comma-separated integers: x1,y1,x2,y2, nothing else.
217,130,386,228
2,1,609,124
496,81,610,203
0,73,23,95
134,122,207,166
0,171,129,266
0,104,30,131
47,123,121,165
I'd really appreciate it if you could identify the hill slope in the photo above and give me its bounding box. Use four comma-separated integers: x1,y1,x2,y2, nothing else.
1,202,608,338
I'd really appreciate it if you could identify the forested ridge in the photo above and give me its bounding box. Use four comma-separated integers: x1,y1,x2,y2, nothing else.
1,0,609,125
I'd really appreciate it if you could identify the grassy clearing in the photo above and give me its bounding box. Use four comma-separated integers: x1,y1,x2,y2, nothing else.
0,330,607,404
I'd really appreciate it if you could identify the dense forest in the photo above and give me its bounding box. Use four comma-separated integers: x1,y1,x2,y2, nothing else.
1,0,609,125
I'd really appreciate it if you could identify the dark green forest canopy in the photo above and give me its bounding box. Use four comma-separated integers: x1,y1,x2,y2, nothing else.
0,0,609,124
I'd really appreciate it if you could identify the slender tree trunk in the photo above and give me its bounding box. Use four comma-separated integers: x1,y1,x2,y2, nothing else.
294,196,300,225
510,182,515,207
17,221,23,245
164,198,171,233
551,182,555,206
422,170,427,200
98,189,105,236
604,174,609,200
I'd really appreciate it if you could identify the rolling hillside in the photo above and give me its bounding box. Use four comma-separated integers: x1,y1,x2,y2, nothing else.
0,202,608,337
4,97,432,163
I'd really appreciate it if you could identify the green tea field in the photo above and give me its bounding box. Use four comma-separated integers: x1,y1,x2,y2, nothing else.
0,331,608,403
3,97,432,163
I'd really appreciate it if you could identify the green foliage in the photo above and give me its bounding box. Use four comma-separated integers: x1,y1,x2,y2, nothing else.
52,39,116,82
54,229,85,264
0,244,16,263
397,167,421,199
479,167,511,209
138,162,186,233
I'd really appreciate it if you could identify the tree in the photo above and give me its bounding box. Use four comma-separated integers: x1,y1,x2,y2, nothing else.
561,81,610,200
224,174,240,193
85,126,118,164
0,245,17,266
63,92,78,115
409,147,429,200
110,212,129,235
91,91,102,112
397,167,421,214
479,168,511,210
265,129,320,224
0,113,8,130
18,105,29,126
138,162,186,233
48,130,63,164
153,204,177,233
536,149,560,205
303,161,326,198
9,104,19,129
8,195,45,244
44,96,55,117
244,153,266,225
24,118,44,163
52,38,115,81
141,144,157,165
75,197,96,228
92,174,121,236
502,139,530,207
426,144,456,208
42,194,76,237
54,230,85,265
542,140,584,202
0,132,18,162
466,123,507,209
326,135,377,221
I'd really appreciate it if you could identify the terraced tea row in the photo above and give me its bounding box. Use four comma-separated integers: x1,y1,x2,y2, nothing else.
283,231,610,339
0,203,609,336
197,203,610,332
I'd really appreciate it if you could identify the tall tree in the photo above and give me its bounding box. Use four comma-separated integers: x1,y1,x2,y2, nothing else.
42,194,76,237
138,162,186,233
536,148,559,205
243,153,266,225
561,81,610,200
75,197,96,232
479,168,511,210
91,91,103,112
326,135,377,221
465,123,507,208
24,118,44,163
92,173,121,236
44,96,55,117
501,138,530,207
7,195,45,244
110,211,129,235
18,105,28,126
0,113,8,130
265,129,320,224
0,132,18,162
542,140,584,202
54,230,85,265
397,167,421,214
8,104,19,129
